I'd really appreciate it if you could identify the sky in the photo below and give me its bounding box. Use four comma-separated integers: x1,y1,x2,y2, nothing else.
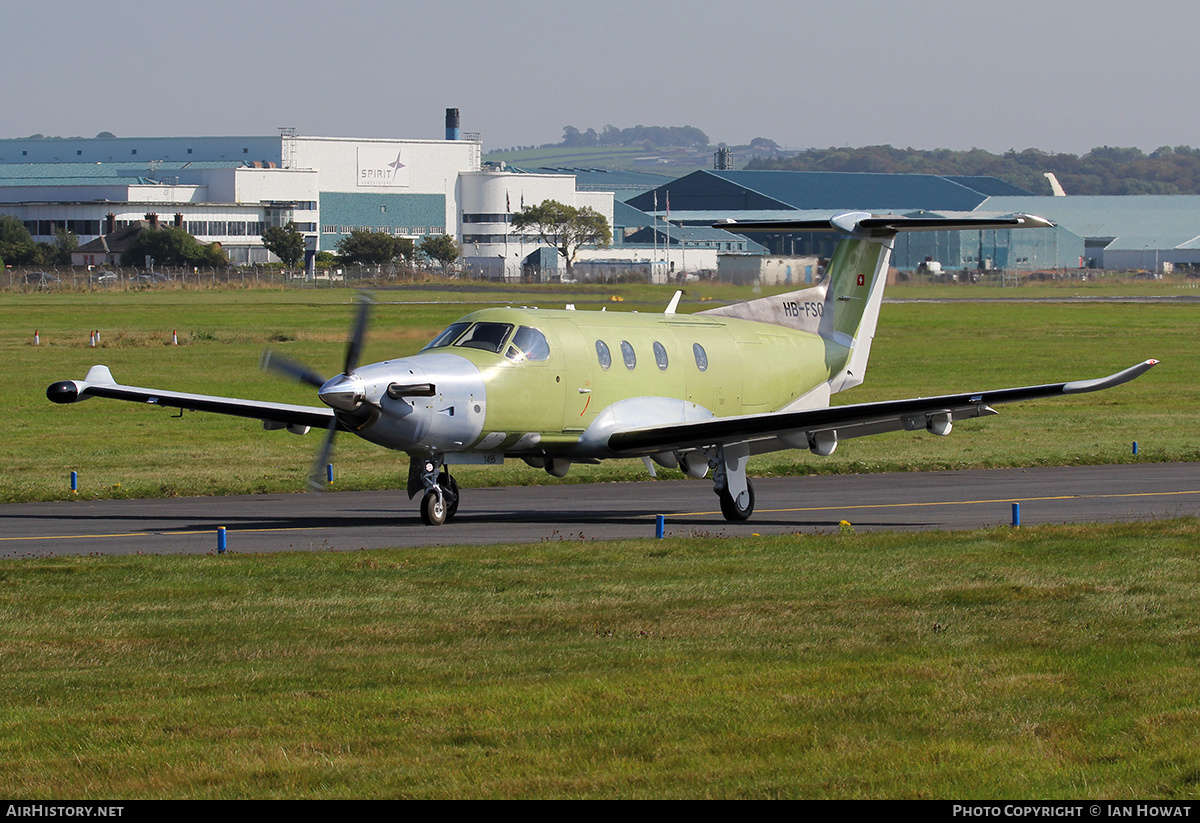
3,0,1196,156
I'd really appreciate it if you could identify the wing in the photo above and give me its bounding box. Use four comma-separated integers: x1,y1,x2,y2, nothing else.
607,360,1158,456
47,365,336,430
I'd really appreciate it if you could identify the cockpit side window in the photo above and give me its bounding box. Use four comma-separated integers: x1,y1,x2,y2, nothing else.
506,326,551,362
454,322,514,353
422,321,470,351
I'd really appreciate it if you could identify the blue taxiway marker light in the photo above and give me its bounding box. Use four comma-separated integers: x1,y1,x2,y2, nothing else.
1133,441,1139,455
70,471,77,493
1012,503,1021,528
655,514,665,539
217,526,227,554
327,463,334,484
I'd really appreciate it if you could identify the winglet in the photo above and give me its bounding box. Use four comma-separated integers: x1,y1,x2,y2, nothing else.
1062,359,1158,394
84,365,116,385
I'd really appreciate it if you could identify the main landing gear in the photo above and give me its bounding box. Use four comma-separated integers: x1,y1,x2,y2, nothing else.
707,442,755,522
410,456,459,526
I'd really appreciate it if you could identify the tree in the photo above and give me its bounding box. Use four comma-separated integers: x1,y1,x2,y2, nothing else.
336,230,414,265
121,226,227,268
511,200,611,272
749,137,780,151
0,215,39,265
418,234,460,273
262,222,306,268
52,229,77,265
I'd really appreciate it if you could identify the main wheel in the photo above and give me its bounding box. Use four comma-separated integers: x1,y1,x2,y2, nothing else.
718,478,755,522
420,489,447,526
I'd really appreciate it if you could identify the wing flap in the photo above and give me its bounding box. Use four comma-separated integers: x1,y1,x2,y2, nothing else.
607,360,1157,456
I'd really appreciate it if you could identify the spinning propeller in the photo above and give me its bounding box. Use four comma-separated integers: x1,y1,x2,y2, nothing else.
262,294,373,490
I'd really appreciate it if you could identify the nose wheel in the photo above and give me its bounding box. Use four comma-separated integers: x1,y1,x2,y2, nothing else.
415,458,460,526
421,488,448,526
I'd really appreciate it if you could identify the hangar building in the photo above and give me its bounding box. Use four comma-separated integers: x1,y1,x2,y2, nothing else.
624,169,1090,271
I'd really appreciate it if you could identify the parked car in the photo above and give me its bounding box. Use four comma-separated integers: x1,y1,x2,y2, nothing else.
90,271,118,284
24,272,60,286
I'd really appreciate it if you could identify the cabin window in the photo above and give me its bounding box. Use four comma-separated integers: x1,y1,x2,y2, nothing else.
620,340,637,370
423,321,470,350
653,341,668,371
454,322,514,354
506,326,550,362
595,340,611,370
693,343,708,372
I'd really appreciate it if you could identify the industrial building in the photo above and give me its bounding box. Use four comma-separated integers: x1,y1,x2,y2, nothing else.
623,169,1200,275
967,195,1200,271
5,121,1199,279
624,169,1081,271
0,114,612,277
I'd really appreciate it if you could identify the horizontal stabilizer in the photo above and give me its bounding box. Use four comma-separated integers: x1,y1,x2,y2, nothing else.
714,212,1054,237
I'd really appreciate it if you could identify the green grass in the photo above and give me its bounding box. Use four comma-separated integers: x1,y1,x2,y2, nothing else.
2,520,1198,798
3,281,1197,503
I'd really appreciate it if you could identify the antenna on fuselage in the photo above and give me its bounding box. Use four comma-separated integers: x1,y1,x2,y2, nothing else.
665,290,683,315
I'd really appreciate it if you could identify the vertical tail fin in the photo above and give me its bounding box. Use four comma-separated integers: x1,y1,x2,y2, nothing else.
704,213,1053,397
816,232,894,392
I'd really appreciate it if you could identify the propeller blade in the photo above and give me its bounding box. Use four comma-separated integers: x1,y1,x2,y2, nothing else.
305,295,371,491
307,418,338,492
261,349,327,388
343,294,372,376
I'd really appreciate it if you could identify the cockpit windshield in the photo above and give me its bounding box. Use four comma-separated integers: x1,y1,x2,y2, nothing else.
422,321,470,351
423,321,548,360
454,322,514,354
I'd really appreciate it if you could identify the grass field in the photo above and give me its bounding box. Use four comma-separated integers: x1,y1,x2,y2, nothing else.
3,280,1196,503
3,282,1198,799
2,520,1198,799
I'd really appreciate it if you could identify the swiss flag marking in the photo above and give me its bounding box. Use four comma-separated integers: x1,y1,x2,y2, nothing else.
857,274,865,286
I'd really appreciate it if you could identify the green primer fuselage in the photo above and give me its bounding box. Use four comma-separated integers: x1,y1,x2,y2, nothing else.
428,306,836,452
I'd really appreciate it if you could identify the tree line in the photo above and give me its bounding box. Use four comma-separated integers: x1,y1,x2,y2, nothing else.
746,145,1200,196
0,216,462,271
559,124,710,149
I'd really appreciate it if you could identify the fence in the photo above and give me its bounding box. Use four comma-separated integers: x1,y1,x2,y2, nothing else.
1,263,503,292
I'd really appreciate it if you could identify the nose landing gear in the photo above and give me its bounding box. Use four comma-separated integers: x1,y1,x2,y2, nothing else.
410,456,460,526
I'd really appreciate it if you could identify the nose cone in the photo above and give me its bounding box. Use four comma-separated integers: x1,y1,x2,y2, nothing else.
318,372,365,412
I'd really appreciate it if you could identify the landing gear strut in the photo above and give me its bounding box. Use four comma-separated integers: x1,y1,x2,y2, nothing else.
409,456,460,526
